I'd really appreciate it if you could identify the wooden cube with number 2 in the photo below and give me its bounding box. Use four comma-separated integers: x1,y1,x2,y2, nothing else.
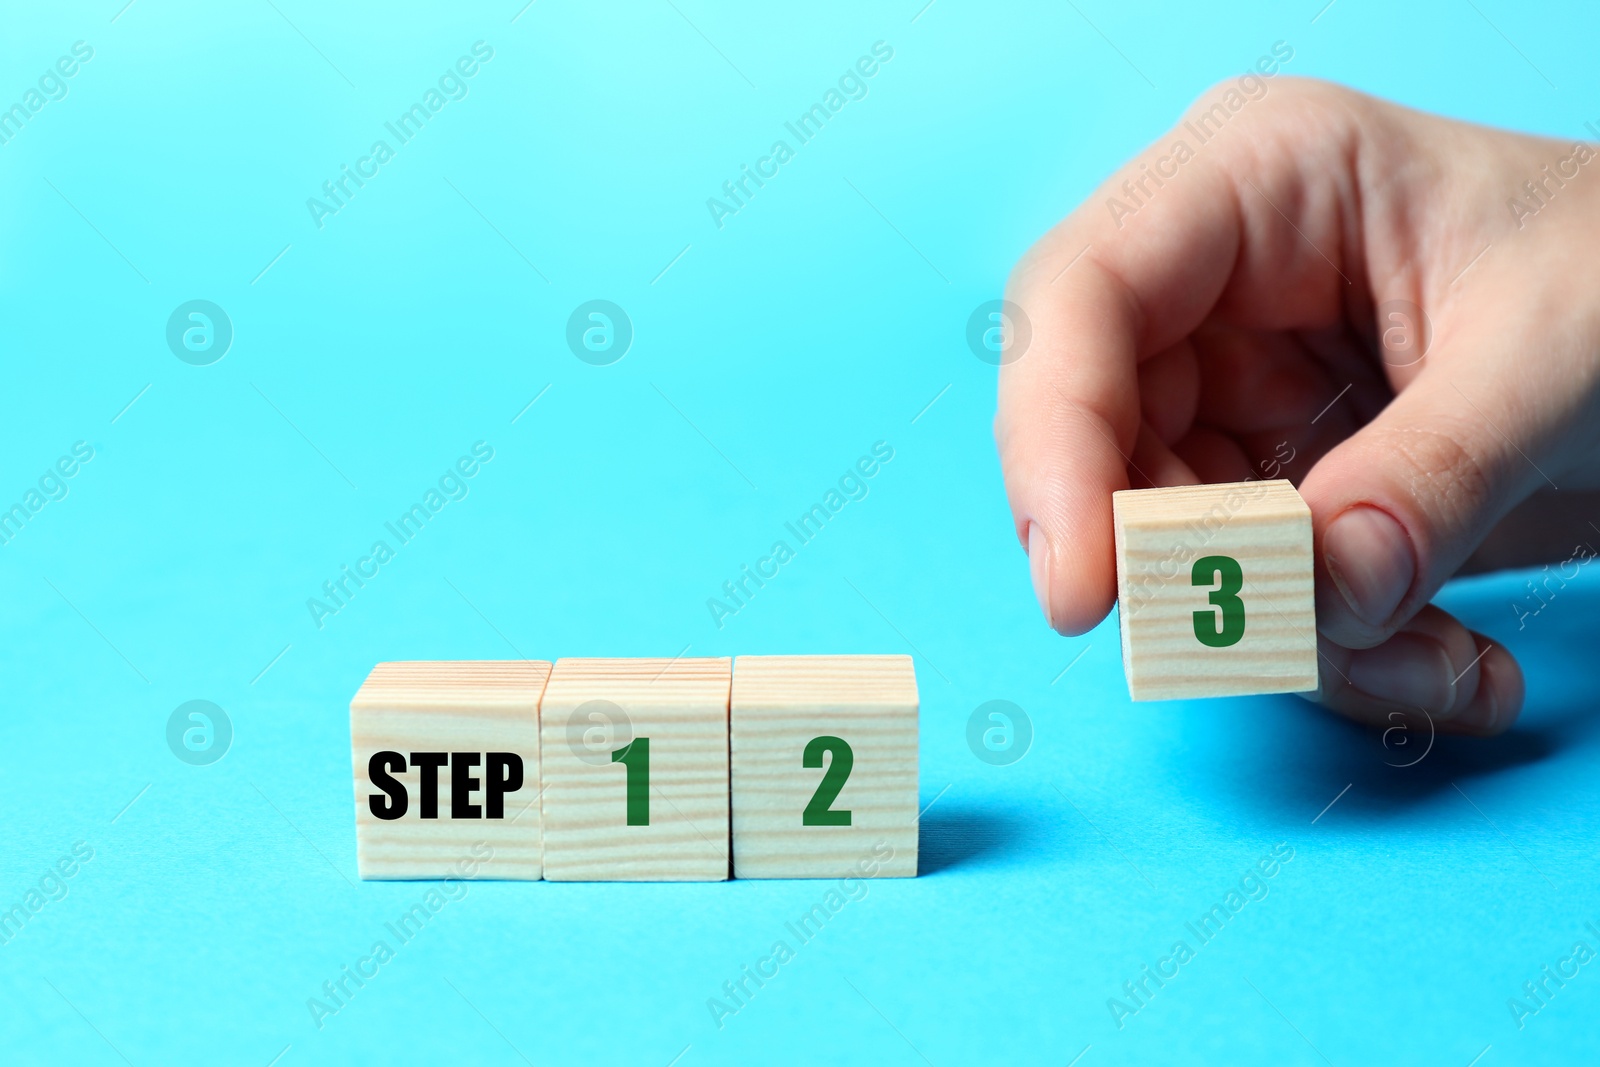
730,655,918,878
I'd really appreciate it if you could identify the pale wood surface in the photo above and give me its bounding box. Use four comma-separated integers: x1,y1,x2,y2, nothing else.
730,655,918,878
351,660,550,880
539,657,731,881
1114,479,1318,701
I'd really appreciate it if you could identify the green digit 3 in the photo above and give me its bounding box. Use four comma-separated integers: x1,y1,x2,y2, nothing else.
1191,554,1246,647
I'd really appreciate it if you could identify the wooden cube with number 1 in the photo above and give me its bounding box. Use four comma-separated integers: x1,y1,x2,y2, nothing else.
538,657,731,881
1113,479,1318,701
730,655,918,879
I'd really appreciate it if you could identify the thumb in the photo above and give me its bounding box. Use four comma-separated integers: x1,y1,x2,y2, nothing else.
1299,345,1564,649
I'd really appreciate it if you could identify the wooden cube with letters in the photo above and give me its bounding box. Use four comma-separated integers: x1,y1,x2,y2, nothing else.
539,657,731,881
351,660,550,880
729,654,918,879
1113,479,1318,701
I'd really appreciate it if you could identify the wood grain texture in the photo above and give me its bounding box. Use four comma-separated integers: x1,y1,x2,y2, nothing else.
730,655,918,879
351,660,550,880
1114,479,1317,701
539,657,731,881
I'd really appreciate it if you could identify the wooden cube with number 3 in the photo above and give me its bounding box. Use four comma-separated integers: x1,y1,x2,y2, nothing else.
539,657,731,881
1113,479,1318,701
730,655,919,879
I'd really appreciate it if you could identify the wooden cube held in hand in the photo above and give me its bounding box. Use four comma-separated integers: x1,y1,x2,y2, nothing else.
730,655,918,879
539,657,731,881
1113,479,1318,701
351,661,550,880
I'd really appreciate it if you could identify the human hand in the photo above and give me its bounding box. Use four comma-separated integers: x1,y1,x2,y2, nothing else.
996,76,1600,735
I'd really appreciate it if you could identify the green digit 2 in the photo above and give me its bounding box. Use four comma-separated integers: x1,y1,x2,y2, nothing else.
1191,555,1246,647
801,735,853,826
611,737,650,826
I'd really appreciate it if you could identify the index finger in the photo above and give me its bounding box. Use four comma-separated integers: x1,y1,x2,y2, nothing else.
996,78,1363,635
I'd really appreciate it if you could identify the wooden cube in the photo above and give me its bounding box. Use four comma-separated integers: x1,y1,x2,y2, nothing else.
539,657,730,881
730,655,918,879
1113,479,1317,701
351,661,550,880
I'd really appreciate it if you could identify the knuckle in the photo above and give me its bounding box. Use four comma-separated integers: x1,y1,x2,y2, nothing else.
992,407,1012,454
1381,423,1498,535
1177,76,1358,170
1006,238,1051,296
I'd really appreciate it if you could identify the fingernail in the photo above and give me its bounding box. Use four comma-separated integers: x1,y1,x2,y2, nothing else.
1323,506,1415,629
1348,632,1456,713
1454,650,1512,734
1027,521,1053,628
1463,681,1501,733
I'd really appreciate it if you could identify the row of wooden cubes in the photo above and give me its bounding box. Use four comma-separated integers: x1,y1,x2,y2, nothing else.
350,655,918,881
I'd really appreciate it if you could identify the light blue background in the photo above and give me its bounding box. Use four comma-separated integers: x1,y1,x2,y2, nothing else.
3,0,1599,1063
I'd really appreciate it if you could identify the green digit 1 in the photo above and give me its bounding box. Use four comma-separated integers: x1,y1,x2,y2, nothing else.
611,737,650,826
1191,555,1246,647
801,736,853,826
